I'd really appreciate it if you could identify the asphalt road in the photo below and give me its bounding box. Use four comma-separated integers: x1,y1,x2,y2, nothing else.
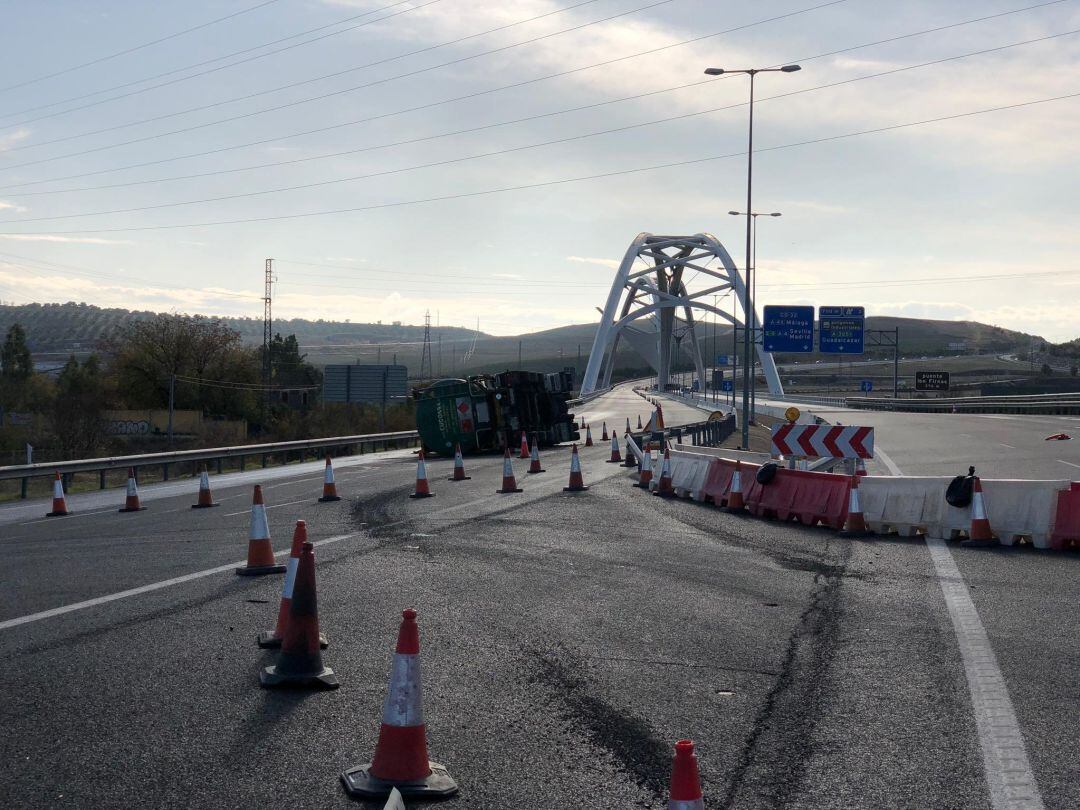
1,384,1077,809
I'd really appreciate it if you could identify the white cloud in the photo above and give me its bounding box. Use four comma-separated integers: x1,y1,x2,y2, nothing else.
0,200,27,213
567,255,619,269
0,234,133,245
0,129,31,152
491,272,521,278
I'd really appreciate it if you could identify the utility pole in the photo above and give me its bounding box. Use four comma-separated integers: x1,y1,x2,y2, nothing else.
419,310,433,384
262,259,273,405
518,340,523,370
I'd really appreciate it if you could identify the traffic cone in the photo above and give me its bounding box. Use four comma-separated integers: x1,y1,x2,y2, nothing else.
839,475,870,536
519,430,530,459
601,422,609,441
637,414,643,430
625,417,632,435
725,461,747,513
563,444,589,492
259,521,328,649
318,455,342,502
259,541,338,689
855,457,867,476
46,472,69,517
585,423,594,447
409,450,435,499
964,476,996,547
656,404,666,429
667,739,704,809
448,443,471,481
636,448,654,489
118,467,147,512
496,447,523,493
527,439,545,474
607,433,622,463
236,485,286,576
623,435,638,467
191,465,218,508
653,448,675,497
340,609,459,798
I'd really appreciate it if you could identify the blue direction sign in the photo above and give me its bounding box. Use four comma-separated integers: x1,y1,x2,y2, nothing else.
819,306,865,353
861,380,873,392
715,354,729,366
721,380,734,392
762,305,814,353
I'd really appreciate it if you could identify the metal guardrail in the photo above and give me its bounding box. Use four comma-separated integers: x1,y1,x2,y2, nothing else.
0,430,420,498
845,392,1080,415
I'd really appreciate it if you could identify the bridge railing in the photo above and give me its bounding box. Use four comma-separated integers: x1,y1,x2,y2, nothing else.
0,430,420,499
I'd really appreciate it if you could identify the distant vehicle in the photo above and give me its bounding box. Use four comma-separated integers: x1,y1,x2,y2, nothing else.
413,371,579,454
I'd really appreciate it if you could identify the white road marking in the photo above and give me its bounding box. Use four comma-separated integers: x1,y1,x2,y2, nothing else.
1058,460,1080,470
0,532,361,632
223,498,306,517
873,445,903,477
880,448,1045,809
999,444,1016,449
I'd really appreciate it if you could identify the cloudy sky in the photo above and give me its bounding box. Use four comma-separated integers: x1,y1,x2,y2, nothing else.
0,0,1077,339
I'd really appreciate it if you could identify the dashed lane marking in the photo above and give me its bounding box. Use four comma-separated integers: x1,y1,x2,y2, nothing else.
223,498,306,517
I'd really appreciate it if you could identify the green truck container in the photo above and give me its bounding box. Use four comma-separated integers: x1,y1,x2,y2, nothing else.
413,371,579,454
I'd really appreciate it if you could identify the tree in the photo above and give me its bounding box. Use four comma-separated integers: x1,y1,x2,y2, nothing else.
1040,362,1053,376
52,355,107,459
1,323,33,381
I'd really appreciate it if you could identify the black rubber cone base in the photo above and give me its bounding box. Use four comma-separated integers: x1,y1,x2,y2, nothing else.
447,475,471,481
258,630,328,649
653,489,676,498
46,510,69,517
527,468,545,474
260,664,338,689
119,506,147,512
340,761,459,799
606,459,623,464
496,487,523,494
409,491,435,499
318,495,342,503
634,481,652,490
563,485,589,492
191,502,219,508
724,506,748,515
235,563,287,576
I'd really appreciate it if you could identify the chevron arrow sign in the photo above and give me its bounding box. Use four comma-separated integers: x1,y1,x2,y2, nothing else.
770,424,874,459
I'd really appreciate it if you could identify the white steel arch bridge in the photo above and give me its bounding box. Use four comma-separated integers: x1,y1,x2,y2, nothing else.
579,232,784,397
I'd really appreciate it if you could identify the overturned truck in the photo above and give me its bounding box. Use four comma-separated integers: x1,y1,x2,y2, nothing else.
413,371,579,454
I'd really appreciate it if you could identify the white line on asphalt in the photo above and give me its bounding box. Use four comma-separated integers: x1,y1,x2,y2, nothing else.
0,532,361,633
873,445,903,477
223,498,306,517
1000,444,1016,449
1058,460,1080,470
925,538,1045,810
880,448,1045,810
19,507,119,526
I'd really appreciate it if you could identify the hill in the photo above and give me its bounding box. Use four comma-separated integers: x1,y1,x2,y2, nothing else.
0,302,1047,379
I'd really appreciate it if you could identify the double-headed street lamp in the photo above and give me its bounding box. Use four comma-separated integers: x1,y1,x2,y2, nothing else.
704,64,800,448
729,210,781,422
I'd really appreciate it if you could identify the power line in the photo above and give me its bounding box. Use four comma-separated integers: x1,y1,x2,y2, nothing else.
7,27,1078,225
0,0,442,124
0,0,284,95
0,0,643,157
0,0,1056,194
1,88,1076,236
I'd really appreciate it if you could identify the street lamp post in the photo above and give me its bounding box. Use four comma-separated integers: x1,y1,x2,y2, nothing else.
704,64,799,448
729,210,782,423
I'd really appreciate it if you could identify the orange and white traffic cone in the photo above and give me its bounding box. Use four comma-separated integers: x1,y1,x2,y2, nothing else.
585,423,594,447
607,433,622,463
191,465,218,508
259,520,328,649
636,448,654,489
259,541,338,689
725,460,747,513
409,450,435,499
340,609,459,798
667,739,704,809
601,422,609,441
637,414,643,430
46,472,69,517
653,448,675,497
839,475,870,536
118,467,146,512
623,435,638,468
236,485,286,576
496,447,523,493
448,443,471,481
656,404,666,429
855,457,867,476
318,455,342,502
625,417,631,435
563,444,589,492
964,476,996,547
527,439,545,474
519,430,530,459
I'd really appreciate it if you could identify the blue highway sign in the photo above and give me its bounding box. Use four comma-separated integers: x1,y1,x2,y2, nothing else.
715,354,729,366
762,305,815,353
861,380,873,392
819,306,865,353
721,380,734,392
